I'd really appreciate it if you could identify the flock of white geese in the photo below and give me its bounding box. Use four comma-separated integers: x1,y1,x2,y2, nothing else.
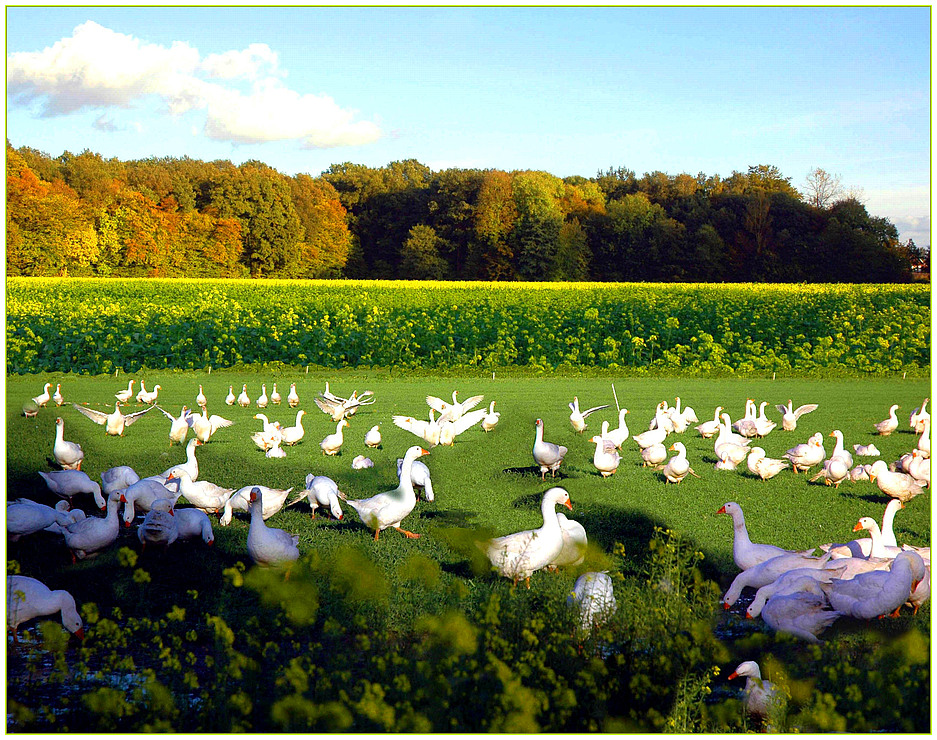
9,380,931,715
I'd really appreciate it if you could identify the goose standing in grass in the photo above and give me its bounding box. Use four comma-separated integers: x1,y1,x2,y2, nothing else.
481,486,572,588
280,410,307,446
220,484,294,526
717,413,752,448
7,576,84,643
39,469,106,510
734,399,759,438
752,401,777,437
225,386,236,406
189,404,234,444
193,384,206,408
427,390,484,423
437,407,488,446
136,498,178,550
31,382,53,407
397,456,435,501
603,408,629,448
237,384,251,407
907,449,930,486
874,404,901,435
166,469,234,515
775,399,818,432
821,550,926,620
138,384,161,405
73,401,153,436
728,662,786,724
100,465,140,497
567,572,617,632
661,442,694,484
52,384,64,406
717,501,812,571
828,430,854,468
746,447,789,480
247,487,300,567
251,413,281,451
589,434,621,478
114,379,135,403
340,445,429,540
270,383,282,405
909,398,929,434
256,384,269,409
289,475,345,519
632,406,669,449
52,417,84,471
156,405,190,446
695,406,723,438
916,416,930,458
287,383,300,408
60,491,123,561
568,396,610,434
783,432,825,473
641,442,668,467
482,401,501,432
869,460,926,503
809,455,850,489
135,381,150,404
533,418,568,480
714,416,751,468
365,424,382,448
320,419,349,456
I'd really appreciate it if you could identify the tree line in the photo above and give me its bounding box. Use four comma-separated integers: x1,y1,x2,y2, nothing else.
6,141,922,282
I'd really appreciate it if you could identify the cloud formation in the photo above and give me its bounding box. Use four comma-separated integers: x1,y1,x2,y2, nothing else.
7,21,381,149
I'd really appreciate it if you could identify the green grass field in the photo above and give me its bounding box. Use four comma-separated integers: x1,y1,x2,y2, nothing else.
7,369,930,600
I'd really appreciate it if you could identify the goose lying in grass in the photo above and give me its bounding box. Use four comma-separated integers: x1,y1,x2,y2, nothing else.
7,575,84,642
746,447,789,480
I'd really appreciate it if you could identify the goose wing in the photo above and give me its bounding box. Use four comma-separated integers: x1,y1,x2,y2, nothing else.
793,404,819,419
121,405,155,427
72,403,109,425
581,404,610,418
393,414,430,439
451,408,488,436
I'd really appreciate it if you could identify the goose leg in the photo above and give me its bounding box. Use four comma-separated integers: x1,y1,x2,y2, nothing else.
395,527,420,539
373,529,380,541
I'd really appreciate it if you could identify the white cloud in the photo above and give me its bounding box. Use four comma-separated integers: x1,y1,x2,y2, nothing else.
7,21,381,149
863,185,931,247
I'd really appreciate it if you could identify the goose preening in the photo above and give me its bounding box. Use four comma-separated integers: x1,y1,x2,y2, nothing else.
717,501,813,571
73,401,153,436
820,550,926,620
783,432,825,473
7,499,75,541
568,396,610,433
288,475,344,519
775,400,818,432
869,460,926,503
482,402,501,432
427,390,484,423
32,382,53,407
727,661,787,723
533,419,567,480
320,419,349,456
397,457,434,501
759,591,843,645
7,575,84,642
745,566,844,619
746,447,790,480
567,571,616,632
340,445,429,540
481,486,572,588
39,469,106,510
114,379,135,403
176,507,215,546
220,484,294,526
873,404,901,436
247,487,300,567
589,434,621,478
100,465,141,497
52,417,84,470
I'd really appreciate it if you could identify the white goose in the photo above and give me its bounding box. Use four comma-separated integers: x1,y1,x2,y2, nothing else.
60,491,123,561
220,484,294,526
907,449,930,486
716,412,752,448
821,550,926,620
717,501,811,571
7,499,74,541
138,384,161,404
821,501,903,559
869,460,925,503
288,475,345,519
722,551,833,609
437,407,488,446
247,487,300,567
828,429,854,468
661,442,693,484
633,405,669,449
808,455,850,489
287,383,300,408
852,443,880,457
157,438,202,483
482,486,572,588
175,507,215,545
752,401,777,437
873,403,900,435
666,397,690,434
280,410,307,446
396,457,434,501
237,384,251,407
31,382,53,407
100,465,140,496
393,409,441,447
714,415,751,467
156,405,190,446
759,591,842,644
195,384,207,408
225,386,236,406
340,445,429,540
567,571,616,632
136,498,178,550
695,406,723,438
365,424,382,448
320,419,349,456
734,399,758,438
73,401,153,436
783,431,825,473
775,399,818,432
120,477,182,526
568,396,609,433
166,469,234,515
7,575,84,642
589,434,621,478
52,384,64,406
256,384,269,409
38,470,106,510
746,447,789,480
135,381,150,404
532,418,567,480
745,567,844,619
916,416,930,458
52,417,84,470
641,443,668,467
427,390,484,423
188,405,234,444
910,398,930,434
482,401,501,432
727,661,786,723
603,408,630,448
270,383,282,405
114,379,135,403
551,513,588,568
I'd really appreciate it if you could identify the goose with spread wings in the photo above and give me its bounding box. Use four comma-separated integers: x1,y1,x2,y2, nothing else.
72,401,153,436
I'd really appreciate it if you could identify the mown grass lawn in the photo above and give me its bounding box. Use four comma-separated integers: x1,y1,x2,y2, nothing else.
5,368,931,732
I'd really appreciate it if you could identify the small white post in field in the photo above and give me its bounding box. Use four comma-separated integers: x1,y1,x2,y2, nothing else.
208,366,212,375
611,383,620,413
306,365,309,375
492,371,495,380
772,372,776,381
903,371,907,380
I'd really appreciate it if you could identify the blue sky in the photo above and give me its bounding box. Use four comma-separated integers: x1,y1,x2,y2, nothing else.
5,6,931,246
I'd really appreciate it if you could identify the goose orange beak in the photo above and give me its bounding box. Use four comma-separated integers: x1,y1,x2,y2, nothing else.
563,499,573,511
852,521,864,532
